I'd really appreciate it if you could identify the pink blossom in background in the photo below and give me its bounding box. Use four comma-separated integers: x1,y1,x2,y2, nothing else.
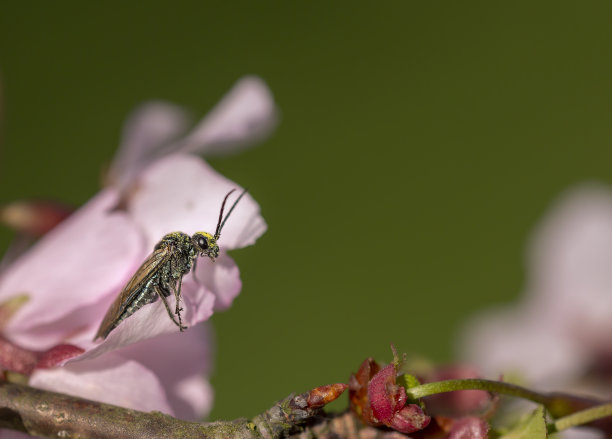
0,76,276,433
459,184,612,439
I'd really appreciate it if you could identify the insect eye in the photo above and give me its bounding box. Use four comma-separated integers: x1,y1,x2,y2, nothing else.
198,236,208,249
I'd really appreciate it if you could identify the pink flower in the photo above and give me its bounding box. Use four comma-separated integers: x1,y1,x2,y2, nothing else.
0,76,276,424
460,184,612,438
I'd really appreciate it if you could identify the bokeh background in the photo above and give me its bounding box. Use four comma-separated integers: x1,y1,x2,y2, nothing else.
1,1,612,421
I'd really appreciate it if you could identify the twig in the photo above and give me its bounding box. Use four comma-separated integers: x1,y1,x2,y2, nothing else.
0,381,349,439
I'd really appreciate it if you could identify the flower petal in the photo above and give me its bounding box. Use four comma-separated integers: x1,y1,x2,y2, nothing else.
176,76,277,156
459,306,588,389
108,101,190,191
30,352,174,415
115,324,215,420
527,185,612,346
72,287,215,361
447,417,489,439
193,253,241,311
460,185,612,391
129,154,266,250
0,189,144,345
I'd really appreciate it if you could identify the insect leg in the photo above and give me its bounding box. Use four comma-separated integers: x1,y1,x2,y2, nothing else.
154,284,187,332
192,257,199,283
174,276,184,316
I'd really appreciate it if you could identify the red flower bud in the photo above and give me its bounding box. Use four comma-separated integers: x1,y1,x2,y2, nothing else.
0,200,72,237
307,383,348,409
350,356,430,434
368,363,430,434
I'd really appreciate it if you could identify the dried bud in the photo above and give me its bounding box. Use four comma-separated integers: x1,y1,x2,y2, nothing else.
307,383,348,409
349,357,382,425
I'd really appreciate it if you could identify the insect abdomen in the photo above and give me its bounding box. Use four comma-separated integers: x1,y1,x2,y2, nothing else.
112,279,161,332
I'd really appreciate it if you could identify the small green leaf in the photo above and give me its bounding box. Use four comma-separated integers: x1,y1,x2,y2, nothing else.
499,406,547,439
397,374,421,390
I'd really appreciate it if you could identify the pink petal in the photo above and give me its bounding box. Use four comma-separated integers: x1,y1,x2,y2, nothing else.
115,324,215,420
108,101,190,191
173,376,214,421
460,185,612,390
528,185,612,344
181,280,217,323
10,295,120,351
0,189,144,344
424,366,491,415
459,306,588,390
129,154,267,250
176,76,277,156
193,253,242,311
30,352,174,415
447,417,489,439
73,288,215,361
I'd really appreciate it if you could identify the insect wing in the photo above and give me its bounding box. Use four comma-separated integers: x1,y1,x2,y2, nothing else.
94,245,173,340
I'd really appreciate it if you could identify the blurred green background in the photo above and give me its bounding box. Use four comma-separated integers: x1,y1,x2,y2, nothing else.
1,1,612,421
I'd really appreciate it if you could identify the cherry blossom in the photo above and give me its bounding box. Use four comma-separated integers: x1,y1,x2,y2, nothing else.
460,184,612,439
0,76,276,426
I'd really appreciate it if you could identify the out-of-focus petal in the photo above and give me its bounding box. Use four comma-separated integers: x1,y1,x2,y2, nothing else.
0,189,144,344
194,253,241,311
129,154,266,250
108,102,190,191
176,76,277,156
447,417,489,439
174,375,214,421
527,185,612,347
563,428,607,439
30,352,174,415
422,366,491,416
116,324,215,420
459,306,588,390
460,185,612,391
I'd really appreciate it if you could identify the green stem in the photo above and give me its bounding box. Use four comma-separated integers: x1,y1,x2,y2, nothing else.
407,379,612,430
406,379,552,406
549,403,612,433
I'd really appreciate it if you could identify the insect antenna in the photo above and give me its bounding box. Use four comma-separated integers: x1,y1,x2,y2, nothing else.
215,188,248,239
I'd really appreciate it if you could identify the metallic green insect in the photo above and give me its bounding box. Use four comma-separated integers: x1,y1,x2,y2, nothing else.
94,188,247,341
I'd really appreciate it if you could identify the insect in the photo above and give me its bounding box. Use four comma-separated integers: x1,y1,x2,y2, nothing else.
94,188,248,341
